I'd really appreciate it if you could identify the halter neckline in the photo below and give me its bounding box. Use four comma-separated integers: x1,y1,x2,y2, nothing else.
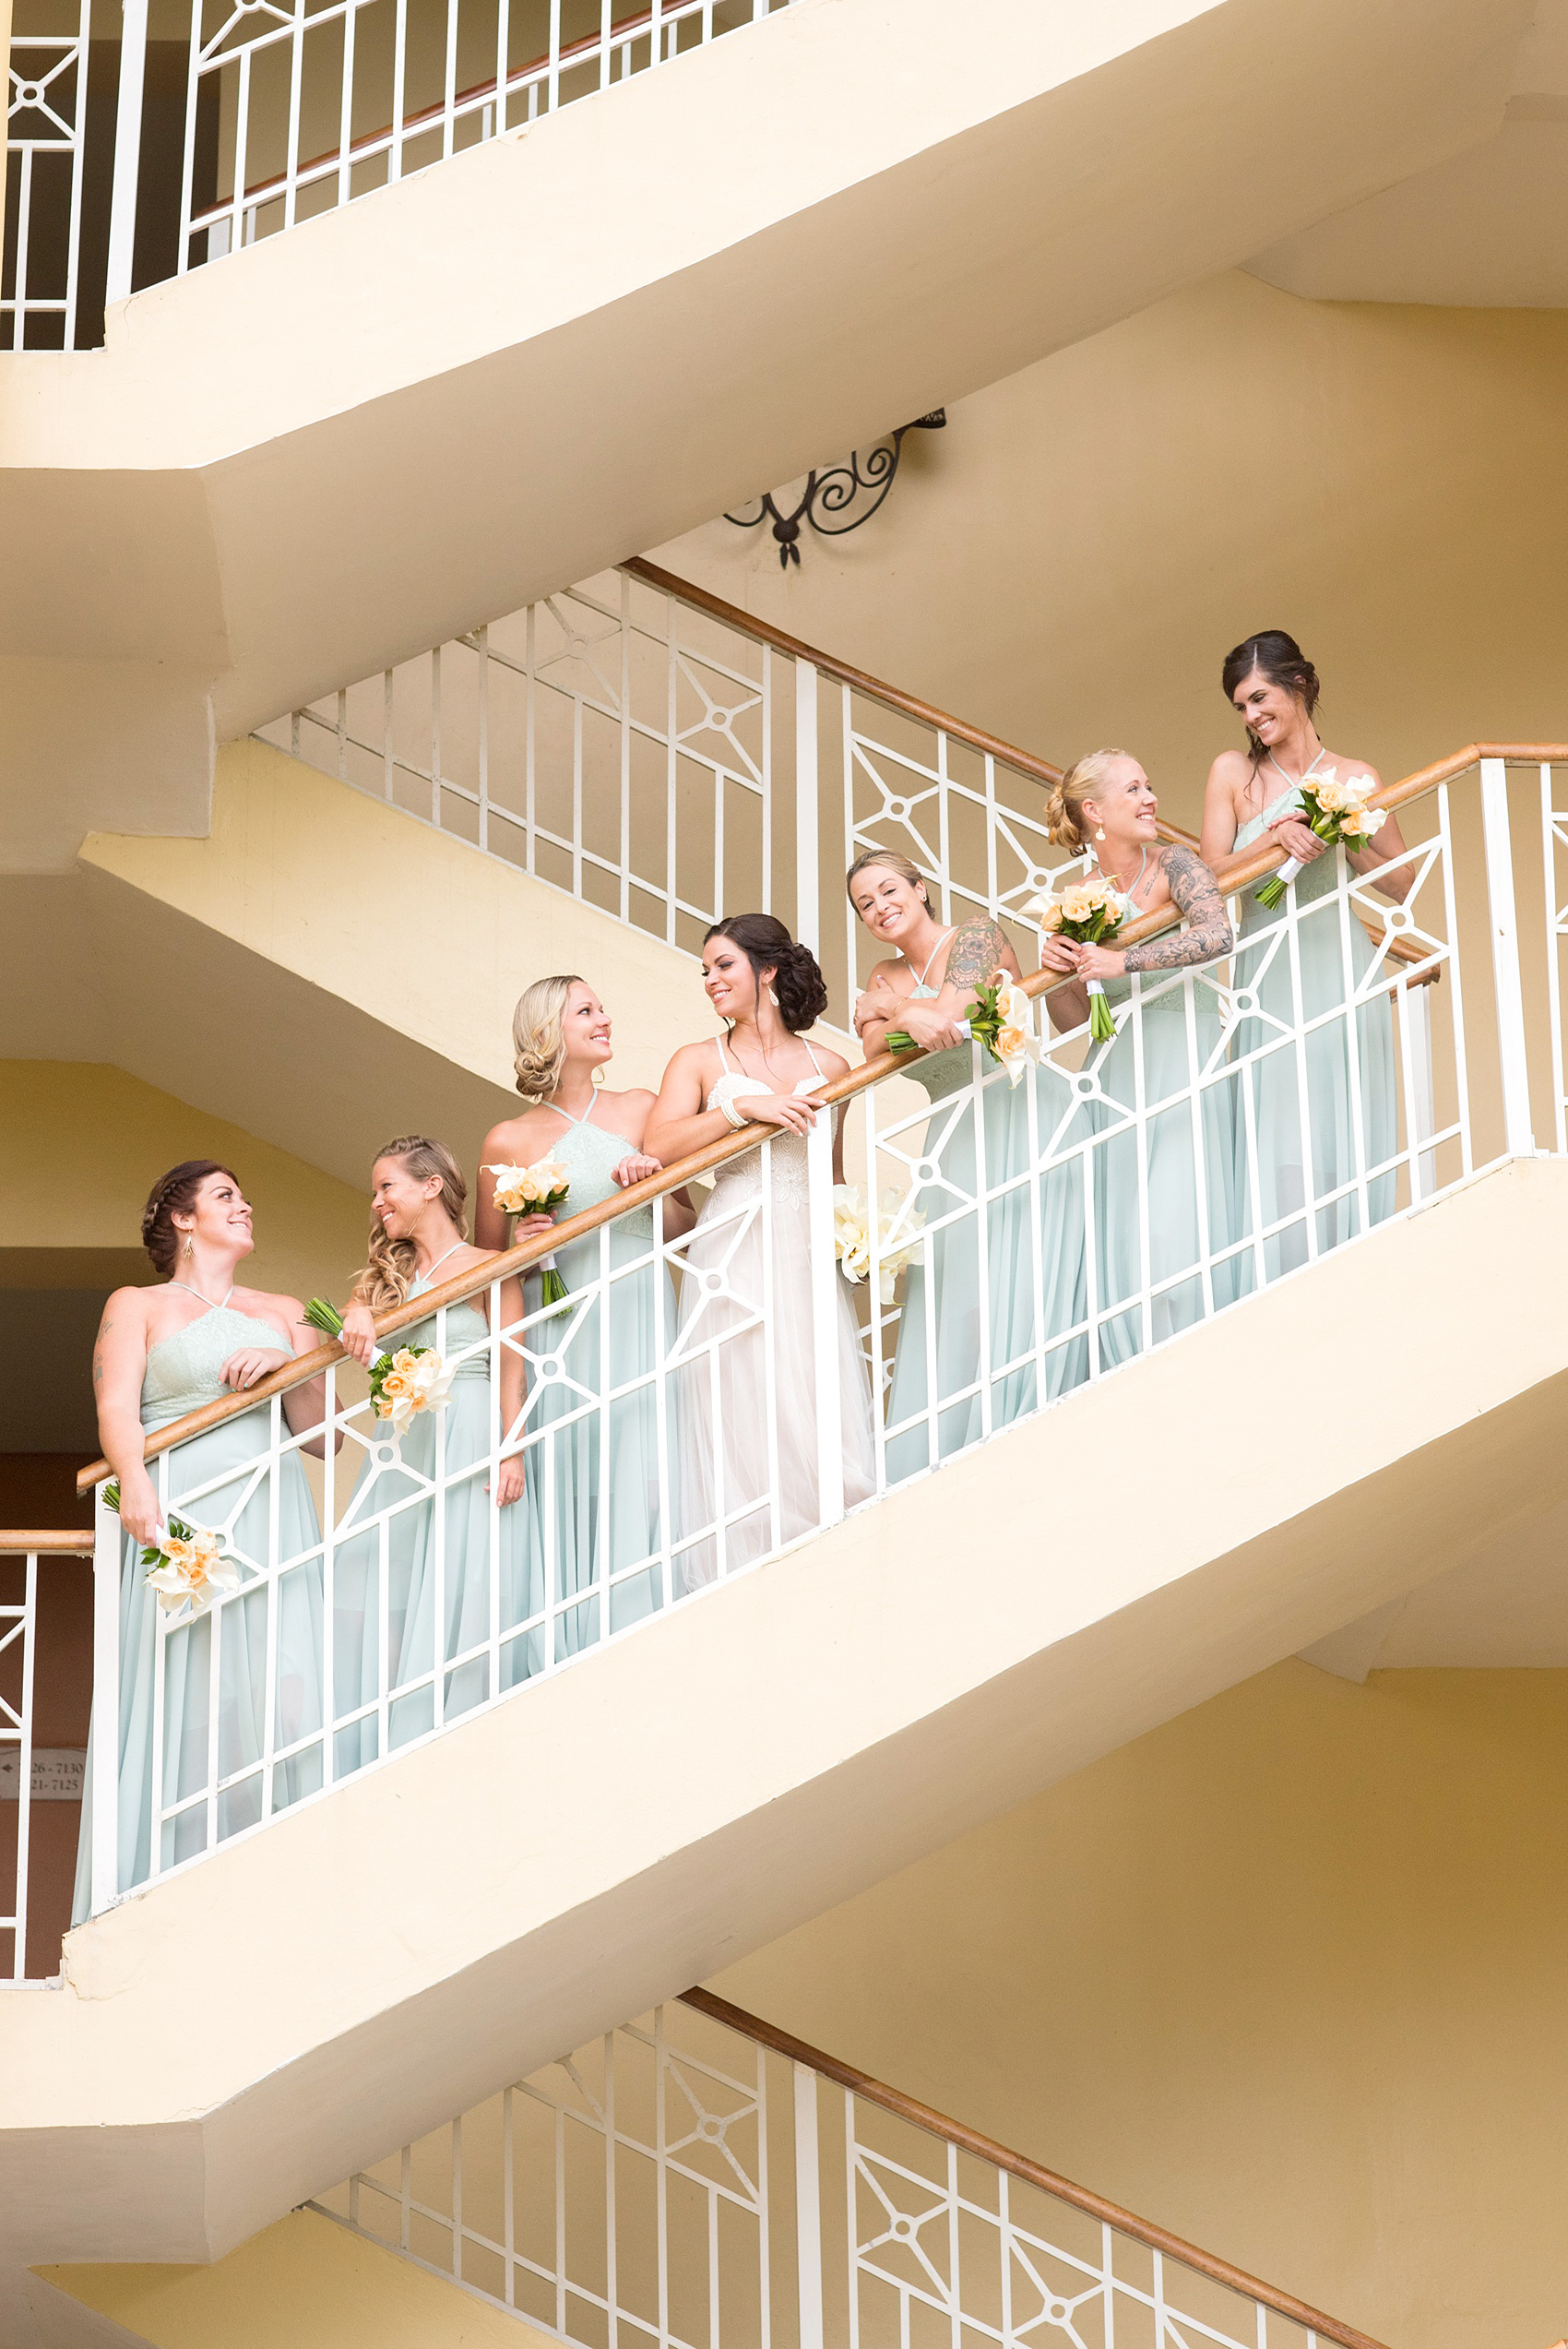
902,927,956,990
168,1278,235,1312
410,1238,466,1290
1265,746,1328,793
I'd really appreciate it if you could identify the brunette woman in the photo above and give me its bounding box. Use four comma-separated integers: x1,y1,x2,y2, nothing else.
75,1163,329,1916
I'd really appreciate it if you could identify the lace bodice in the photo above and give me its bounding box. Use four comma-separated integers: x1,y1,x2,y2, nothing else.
140,1304,294,1432
706,1039,827,1206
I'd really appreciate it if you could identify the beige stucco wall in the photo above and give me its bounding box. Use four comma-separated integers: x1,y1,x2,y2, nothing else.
712,1661,1568,2349
654,269,1568,837
0,1059,366,1306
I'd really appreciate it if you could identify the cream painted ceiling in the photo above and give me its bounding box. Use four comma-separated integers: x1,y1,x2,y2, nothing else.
1248,0,1568,305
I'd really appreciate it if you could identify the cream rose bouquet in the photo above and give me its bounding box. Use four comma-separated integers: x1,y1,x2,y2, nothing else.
101,1480,242,1620
1254,769,1385,910
885,972,1039,1084
832,1186,927,1305
301,1297,457,1432
485,1159,571,1308
1028,876,1129,1042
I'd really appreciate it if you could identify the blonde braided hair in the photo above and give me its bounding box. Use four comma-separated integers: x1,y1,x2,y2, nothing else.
1044,749,1132,852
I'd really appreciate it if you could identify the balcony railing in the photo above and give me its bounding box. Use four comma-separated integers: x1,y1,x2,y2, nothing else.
310,1985,1389,2349
40,739,1564,1944
3,0,796,350
0,1533,93,1981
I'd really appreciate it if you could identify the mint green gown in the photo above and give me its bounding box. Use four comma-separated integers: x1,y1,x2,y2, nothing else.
333,1266,533,1772
1232,781,1396,1278
1085,960,1245,1366
72,1303,324,1921
517,1103,672,1659
884,973,1088,1482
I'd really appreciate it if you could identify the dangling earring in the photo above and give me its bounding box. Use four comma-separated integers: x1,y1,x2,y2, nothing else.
1094,826,1106,842
767,987,778,1007
590,1064,605,1087
183,1231,194,1260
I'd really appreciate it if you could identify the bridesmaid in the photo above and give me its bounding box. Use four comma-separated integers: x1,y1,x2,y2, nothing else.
476,978,694,1657
850,853,1087,1476
336,1138,529,1759
1200,631,1410,1278
645,915,875,1583
76,1162,329,1916
1040,752,1239,1365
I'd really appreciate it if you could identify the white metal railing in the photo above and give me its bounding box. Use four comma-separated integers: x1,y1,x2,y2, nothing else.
309,1989,1389,2349
258,558,1085,1029
55,744,1565,1929
0,1534,92,1980
3,0,796,346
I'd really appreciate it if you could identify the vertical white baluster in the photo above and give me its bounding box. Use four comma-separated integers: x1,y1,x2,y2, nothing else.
89,1482,121,1914
1479,756,1535,1156
104,0,151,303
1540,763,1567,1153
806,1109,845,1537
794,2064,824,2349
795,659,819,958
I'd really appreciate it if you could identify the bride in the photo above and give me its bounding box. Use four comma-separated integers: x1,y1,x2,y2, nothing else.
644,913,875,1587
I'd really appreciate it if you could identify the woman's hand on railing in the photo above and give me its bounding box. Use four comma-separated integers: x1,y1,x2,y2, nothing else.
612,1152,661,1187
338,1302,382,1368
885,997,968,1054
1267,812,1329,864
749,1091,824,1137
1064,940,1125,983
220,1344,291,1392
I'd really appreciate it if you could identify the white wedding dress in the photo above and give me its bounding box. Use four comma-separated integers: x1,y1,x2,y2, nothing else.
676,1037,876,1589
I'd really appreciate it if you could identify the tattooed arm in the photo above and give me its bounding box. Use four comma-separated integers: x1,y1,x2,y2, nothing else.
891,916,1024,1053
1122,846,1234,972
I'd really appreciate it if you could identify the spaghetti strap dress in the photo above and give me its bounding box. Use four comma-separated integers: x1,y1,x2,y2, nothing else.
884,948,1088,1484
1231,769,1396,1278
518,1099,675,1661
72,1301,324,1920
675,1038,875,1586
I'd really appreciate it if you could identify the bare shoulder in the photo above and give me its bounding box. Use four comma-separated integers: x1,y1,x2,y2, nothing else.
605,1084,657,1115
1207,747,1253,792
1323,747,1383,786
864,955,906,988
481,1109,545,1160
810,1044,852,1081
99,1286,152,1339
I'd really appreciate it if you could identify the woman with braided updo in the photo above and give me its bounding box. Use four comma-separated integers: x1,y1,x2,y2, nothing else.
476,979,695,1656
645,915,875,1585
1039,752,1243,1364
74,1163,330,1918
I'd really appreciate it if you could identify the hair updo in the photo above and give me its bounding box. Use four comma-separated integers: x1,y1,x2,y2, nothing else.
355,1136,469,1312
704,913,828,1034
1044,749,1132,852
140,1160,240,1278
1221,631,1321,765
512,973,586,1101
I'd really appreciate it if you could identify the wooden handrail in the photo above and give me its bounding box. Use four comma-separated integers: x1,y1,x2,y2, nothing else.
679,1988,1390,2349
0,1531,95,1552
76,740,1568,1493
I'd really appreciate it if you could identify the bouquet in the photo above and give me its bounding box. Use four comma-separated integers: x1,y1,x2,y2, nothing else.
1254,770,1386,910
486,1159,572,1309
1028,876,1129,1042
886,973,1040,1085
303,1297,457,1434
102,1479,241,1619
832,1186,927,1305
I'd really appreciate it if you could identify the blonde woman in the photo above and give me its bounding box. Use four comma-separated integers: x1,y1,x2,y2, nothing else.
1039,752,1241,1363
335,1138,529,1759
477,979,694,1654
849,850,1087,1473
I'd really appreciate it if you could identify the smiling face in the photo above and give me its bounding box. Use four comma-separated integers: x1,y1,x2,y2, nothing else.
1082,756,1158,848
1231,666,1305,752
702,936,767,1024
849,860,932,948
172,1171,255,1262
559,980,612,1069
369,1154,444,1242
